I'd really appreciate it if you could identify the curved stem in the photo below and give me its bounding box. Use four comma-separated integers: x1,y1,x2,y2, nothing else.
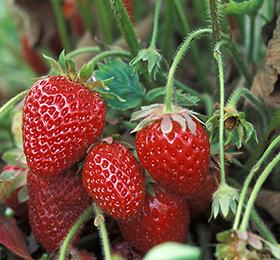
149,0,162,49
233,135,280,230
240,153,280,232
109,0,140,56
227,87,267,126
174,0,210,92
0,90,28,117
214,42,227,185
51,0,71,52
250,208,277,244
165,28,211,112
59,206,93,260
94,204,111,260
88,50,131,67
66,47,100,59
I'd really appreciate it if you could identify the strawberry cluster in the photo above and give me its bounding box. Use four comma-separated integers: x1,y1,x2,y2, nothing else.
0,54,216,256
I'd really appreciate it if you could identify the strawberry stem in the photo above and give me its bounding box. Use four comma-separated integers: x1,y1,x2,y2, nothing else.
208,0,222,46
94,204,112,260
109,0,140,56
239,153,280,232
66,47,100,59
214,41,227,185
174,0,210,93
165,28,211,113
149,0,162,49
59,206,94,260
51,0,71,52
233,135,280,230
88,50,131,67
227,87,267,127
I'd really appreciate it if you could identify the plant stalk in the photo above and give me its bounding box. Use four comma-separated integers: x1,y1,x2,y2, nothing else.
233,134,280,229
59,206,93,260
165,28,211,112
94,204,111,260
149,0,162,49
66,47,100,59
88,50,131,67
214,41,227,185
109,0,140,56
240,153,280,232
208,0,222,45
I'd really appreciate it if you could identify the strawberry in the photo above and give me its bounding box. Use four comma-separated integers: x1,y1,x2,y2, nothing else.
118,185,190,253
2,165,28,218
135,110,210,197
188,169,219,216
83,141,145,219
27,167,92,252
22,76,106,177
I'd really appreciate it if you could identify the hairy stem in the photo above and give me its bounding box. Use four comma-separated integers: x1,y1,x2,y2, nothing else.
149,0,162,49
59,206,93,260
51,0,71,52
240,153,280,232
0,90,28,117
227,87,267,126
88,50,131,67
96,0,113,44
109,0,140,56
214,41,227,185
66,47,100,59
209,0,222,45
250,208,277,244
165,28,211,112
175,0,210,92
94,204,111,260
233,135,280,230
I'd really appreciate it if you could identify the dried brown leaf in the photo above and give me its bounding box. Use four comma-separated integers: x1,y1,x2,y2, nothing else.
252,15,280,107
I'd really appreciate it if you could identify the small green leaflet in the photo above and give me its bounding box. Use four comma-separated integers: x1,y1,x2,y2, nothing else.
143,242,201,260
96,59,145,110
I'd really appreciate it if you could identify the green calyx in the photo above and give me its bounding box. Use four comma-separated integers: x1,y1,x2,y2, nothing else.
211,183,239,219
130,47,162,80
206,104,258,150
43,51,125,103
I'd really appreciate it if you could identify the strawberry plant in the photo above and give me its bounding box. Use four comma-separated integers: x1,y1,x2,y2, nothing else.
0,0,280,259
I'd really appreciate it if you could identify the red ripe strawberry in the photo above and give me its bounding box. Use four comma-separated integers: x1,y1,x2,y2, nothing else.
3,165,28,218
136,119,210,197
27,167,91,252
23,76,106,177
188,169,219,216
83,142,145,219
118,185,190,253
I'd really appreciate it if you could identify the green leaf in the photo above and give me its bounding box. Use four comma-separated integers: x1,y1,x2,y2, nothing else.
96,59,145,110
18,185,29,203
144,242,201,260
146,87,166,102
58,50,67,71
0,91,28,122
224,0,263,15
